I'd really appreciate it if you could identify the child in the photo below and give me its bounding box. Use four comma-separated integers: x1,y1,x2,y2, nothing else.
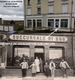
30,62,36,76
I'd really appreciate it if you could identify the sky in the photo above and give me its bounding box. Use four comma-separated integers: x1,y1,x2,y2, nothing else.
0,0,24,20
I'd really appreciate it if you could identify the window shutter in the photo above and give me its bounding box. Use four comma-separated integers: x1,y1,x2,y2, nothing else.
27,8,31,15
48,6,53,13
62,4,68,13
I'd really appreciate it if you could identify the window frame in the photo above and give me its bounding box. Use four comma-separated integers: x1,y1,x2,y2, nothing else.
37,7,41,14
61,4,68,13
37,0,41,4
61,19,68,28
48,5,54,14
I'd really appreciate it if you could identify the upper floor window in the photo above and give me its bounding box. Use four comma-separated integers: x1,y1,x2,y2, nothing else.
48,0,54,2
62,4,68,13
37,7,41,14
28,0,31,5
27,8,31,15
48,5,54,13
37,0,41,4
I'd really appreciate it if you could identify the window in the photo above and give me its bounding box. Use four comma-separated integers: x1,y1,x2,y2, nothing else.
48,19,54,27
37,19,42,27
48,5,54,13
49,48,62,59
27,8,31,15
55,19,59,28
61,19,68,28
62,0,68,1
37,0,41,4
15,48,29,57
27,20,32,27
37,7,41,14
62,4,68,13
48,0,54,2
28,0,31,5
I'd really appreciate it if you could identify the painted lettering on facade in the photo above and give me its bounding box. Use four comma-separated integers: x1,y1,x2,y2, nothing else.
9,34,67,42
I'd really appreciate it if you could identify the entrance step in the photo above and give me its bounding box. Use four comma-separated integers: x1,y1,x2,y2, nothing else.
0,69,74,77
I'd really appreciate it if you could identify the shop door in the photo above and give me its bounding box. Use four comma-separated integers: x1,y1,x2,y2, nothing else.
34,53,44,61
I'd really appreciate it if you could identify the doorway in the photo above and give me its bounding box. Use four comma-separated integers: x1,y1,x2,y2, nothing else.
34,53,45,72
34,53,44,61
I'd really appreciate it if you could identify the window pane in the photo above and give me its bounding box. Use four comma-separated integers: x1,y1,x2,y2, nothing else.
9,26,14,31
28,0,31,5
0,26,3,30
37,19,42,27
48,0,54,2
49,48,62,59
61,19,68,28
27,8,31,15
27,20,32,27
48,6,53,13
15,48,29,57
62,4,68,13
37,8,41,14
4,26,8,31
37,0,41,4
48,19,54,27
55,19,59,28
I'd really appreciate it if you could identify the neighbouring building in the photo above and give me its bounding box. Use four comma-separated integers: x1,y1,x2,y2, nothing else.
24,0,75,31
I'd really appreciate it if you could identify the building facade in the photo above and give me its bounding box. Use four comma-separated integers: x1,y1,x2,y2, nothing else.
24,0,75,31
0,33,75,68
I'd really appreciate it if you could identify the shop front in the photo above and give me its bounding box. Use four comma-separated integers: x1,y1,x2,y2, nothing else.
0,33,75,69
3,33,73,69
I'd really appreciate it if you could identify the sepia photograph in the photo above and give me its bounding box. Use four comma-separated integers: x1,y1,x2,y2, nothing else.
0,0,75,80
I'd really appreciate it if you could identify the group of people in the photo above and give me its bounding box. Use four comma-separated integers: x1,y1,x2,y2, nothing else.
20,57,72,78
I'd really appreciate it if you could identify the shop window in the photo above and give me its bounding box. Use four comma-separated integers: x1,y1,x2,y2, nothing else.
14,47,29,66
48,19,54,27
37,7,41,14
49,49,62,59
15,48,29,58
61,19,68,28
49,48,63,68
27,20,32,27
37,19,42,27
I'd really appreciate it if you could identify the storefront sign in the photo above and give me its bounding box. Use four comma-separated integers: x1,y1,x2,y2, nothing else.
9,34,67,42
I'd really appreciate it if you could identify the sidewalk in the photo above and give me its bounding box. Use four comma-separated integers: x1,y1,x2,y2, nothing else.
0,76,75,80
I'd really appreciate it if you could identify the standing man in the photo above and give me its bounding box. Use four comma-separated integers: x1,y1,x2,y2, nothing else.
60,58,71,77
39,58,43,73
20,59,28,77
34,57,40,73
49,59,56,78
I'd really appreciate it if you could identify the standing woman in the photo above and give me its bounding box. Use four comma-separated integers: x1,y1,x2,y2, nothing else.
49,59,56,78
34,57,40,73
44,62,49,77
20,59,28,77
